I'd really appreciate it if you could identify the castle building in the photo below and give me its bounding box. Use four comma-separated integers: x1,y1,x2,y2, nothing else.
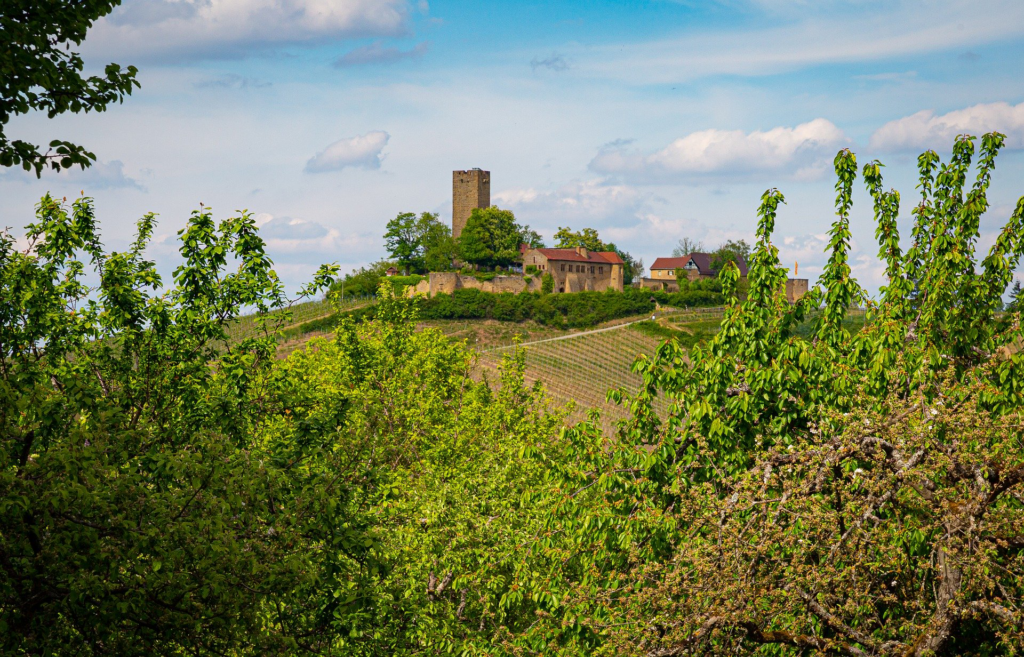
522,246,624,293
452,169,490,239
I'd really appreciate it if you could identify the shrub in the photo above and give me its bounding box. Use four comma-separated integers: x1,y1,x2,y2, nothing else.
415,288,660,328
541,272,554,294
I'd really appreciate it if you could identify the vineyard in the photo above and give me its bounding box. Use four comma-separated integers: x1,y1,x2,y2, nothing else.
222,295,373,354
474,308,726,428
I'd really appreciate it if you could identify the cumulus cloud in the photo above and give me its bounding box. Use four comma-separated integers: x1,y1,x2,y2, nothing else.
257,216,329,240
334,40,428,67
530,53,570,72
589,119,847,183
494,179,652,229
87,0,412,61
0,160,145,191
304,131,389,173
869,101,1024,151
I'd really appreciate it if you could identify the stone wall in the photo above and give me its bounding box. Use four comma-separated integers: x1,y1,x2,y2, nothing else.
640,277,681,292
786,278,809,303
452,169,490,239
407,272,543,297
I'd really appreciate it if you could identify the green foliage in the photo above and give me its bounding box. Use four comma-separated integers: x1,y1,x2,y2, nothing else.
383,211,420,274
0,199,570,654
555,226,607,252
331,259,393,297
418,288,655,329
0,196,339,654
541,272,554,294
709,238,752,273
458,206,539,269
505,134,1024,655
1,1,140,175
420,212,458,272
275,288,568,652
383,211,451,274
1006,279,1022,312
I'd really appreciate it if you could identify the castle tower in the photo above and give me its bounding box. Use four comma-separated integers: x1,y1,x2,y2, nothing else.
452,168,490,239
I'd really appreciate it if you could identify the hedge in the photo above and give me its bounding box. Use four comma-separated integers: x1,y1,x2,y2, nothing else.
284,287,726,338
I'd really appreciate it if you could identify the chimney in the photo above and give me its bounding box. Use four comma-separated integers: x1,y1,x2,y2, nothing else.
575,246,588,258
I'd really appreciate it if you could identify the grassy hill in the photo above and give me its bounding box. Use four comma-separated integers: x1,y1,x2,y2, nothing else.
230,295,868,430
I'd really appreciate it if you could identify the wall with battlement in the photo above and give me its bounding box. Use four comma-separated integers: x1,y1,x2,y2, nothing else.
408,272,543,297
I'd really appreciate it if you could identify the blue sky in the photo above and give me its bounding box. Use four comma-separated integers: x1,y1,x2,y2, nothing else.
3,0,1024,293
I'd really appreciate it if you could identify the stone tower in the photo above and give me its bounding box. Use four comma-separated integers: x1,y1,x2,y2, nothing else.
452,168,490,239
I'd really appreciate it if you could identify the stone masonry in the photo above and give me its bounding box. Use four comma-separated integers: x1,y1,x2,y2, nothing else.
452,169,490,239
409,272,543,297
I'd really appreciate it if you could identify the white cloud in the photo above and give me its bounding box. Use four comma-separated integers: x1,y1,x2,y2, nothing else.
256,215,329,240
0,160,145,192
87,0,412,61
575,0,1024,84
304,131,390,173
494,179,653,229
589,119,846,183
869,101,1024,152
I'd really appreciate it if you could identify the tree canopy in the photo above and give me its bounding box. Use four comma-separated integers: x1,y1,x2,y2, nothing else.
504,135,1024,655
1,0,139,175
4,134,1023,656
709,237,753,273
458,206,541,269
383,211,454,275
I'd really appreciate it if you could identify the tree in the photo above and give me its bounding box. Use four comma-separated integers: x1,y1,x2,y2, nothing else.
555,226,606,252
0,196,343,654
672,237,705,257
384,212,421,274
1,1,140,175
1007,279,1022,312
507,135,1024,655
620,253,643,285
458,206,538,269
710,238,752,273
419,212,458,272
331,258,394,297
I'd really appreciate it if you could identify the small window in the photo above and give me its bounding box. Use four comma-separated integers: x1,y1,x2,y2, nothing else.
599,266,604,274
560,264,565,272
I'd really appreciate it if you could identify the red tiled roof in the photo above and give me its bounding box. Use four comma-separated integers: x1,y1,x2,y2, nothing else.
650,256,692,271
533,248,623,265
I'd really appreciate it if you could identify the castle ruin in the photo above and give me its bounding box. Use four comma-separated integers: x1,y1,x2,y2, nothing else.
452,169,490,239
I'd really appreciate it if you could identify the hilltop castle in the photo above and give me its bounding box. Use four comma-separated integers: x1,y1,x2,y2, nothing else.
452,168,490,239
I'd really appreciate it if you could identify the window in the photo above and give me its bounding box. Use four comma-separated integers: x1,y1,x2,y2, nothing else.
598,266,603,274
589,266,594,274
560,264,565,272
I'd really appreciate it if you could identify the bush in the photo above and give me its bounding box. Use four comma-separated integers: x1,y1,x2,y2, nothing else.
416,288,660,329
541,272,554,294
